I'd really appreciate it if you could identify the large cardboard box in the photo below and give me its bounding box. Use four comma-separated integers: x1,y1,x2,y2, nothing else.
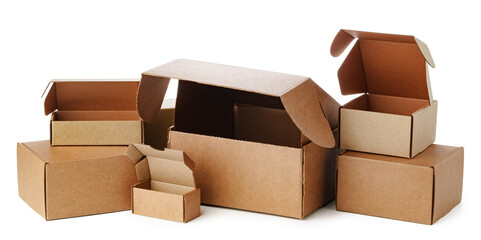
337,144,464,224
17,140,138,220
43,80,143,146
136,59,340,219
143,99,175,150
127,144,201,222
331,30,438,158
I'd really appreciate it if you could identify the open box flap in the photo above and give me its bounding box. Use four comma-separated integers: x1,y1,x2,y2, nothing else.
330,29,435,103
42,80,139,115
137,59,338,148
126,144,196,188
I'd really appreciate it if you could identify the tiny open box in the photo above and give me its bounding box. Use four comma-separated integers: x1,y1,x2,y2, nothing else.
43,80,143,146
331,29,438,158
126,144,200,223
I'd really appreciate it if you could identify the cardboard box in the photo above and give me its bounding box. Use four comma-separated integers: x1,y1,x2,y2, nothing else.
337,144,464,224
43,80,143,146
143,99,175,150
17,140,138,220
136,59,340,219
126,144,200,223
331,29,438,158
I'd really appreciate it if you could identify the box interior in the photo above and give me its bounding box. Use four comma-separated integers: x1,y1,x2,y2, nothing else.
174,80,303,148
53,110,140,121
135,180,196,195
343,94,429,116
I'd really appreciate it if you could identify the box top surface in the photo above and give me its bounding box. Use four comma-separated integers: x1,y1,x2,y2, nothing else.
330,29,435,102
137,59,340,148
126,144,196,188
43,80,139,115
20,140,127,163
341,144,461,168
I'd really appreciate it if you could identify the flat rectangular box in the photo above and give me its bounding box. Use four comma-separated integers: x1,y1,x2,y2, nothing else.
337,144,464,224
17,140,138,220
126,144,200,223
43,80,143,146
331,30,438,158
137,59,341,219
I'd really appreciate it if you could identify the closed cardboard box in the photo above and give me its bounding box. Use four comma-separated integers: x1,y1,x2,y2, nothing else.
17,141,138,220
331,30,438,158
337,144,464,224
43,80,143,146
136,59,340,219
127,144,200,223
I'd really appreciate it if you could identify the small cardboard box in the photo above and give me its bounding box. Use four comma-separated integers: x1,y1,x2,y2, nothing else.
331,30,438,158
43,80,143,146
126,144,200,223
143,99,175,150
136,59,340,219
17,140,138,220
337,144,464,224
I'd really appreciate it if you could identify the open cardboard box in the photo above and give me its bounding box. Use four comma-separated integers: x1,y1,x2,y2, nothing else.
17,140,138,220
43,80,143,146
126,144,200,223
331,30,438,158
143,99,175,150
337,144,464,224
136,59,340,219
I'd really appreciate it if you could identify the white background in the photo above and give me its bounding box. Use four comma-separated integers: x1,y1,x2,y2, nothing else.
0,0,478,239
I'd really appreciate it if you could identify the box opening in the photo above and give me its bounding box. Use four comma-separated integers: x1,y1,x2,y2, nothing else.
174,81,303,148
135,180,196,195
343,94,429,116
53,110,141,121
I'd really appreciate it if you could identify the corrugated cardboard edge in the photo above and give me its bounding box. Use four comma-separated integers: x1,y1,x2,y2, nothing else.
431,147,464,224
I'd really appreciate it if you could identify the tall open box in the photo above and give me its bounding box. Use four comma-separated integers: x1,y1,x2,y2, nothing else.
17,140,138,220
136,59,340,219
331,30,438,158
43,80,143,146
126,144,200,223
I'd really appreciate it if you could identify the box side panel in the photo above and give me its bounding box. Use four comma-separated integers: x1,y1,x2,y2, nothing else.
184,188,201,222
411,101,438,157
340,108,411,158
45,155,138,220
169,131,303,218
432,147,464,223
51,120,142,146
337,155,433,224
302,142,336,218
17,143,46,219
144,108,175,150
133,187,185,222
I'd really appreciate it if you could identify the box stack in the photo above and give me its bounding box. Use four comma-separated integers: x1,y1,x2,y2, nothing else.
331,29,464,224
17,80,179,221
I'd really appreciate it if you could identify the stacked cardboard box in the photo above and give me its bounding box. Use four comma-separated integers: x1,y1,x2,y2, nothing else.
331,29,463,224
17,80,177,220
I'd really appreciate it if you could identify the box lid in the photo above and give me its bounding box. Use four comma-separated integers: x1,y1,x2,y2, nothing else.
137,59,340,148
330,29,435,103
126,144,196,188
42,80,139,115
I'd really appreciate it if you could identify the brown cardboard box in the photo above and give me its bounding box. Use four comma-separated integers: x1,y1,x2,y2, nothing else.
126,144,200,223
17,140,138,220
143,99,175,150
331,30,438,158
337,144,464,224
43,80,143,146
136,59,340,219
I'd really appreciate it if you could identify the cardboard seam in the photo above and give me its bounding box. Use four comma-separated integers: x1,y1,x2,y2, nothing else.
409,115,414,158
301,149,306,219
44,163,48,220
430,166,436,224
358,41,369,94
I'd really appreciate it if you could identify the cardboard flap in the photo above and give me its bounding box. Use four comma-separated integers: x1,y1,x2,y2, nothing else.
126,144,196,188
138,59,310,122
42,80,139,115
331,29,435,101
280,79,336,148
